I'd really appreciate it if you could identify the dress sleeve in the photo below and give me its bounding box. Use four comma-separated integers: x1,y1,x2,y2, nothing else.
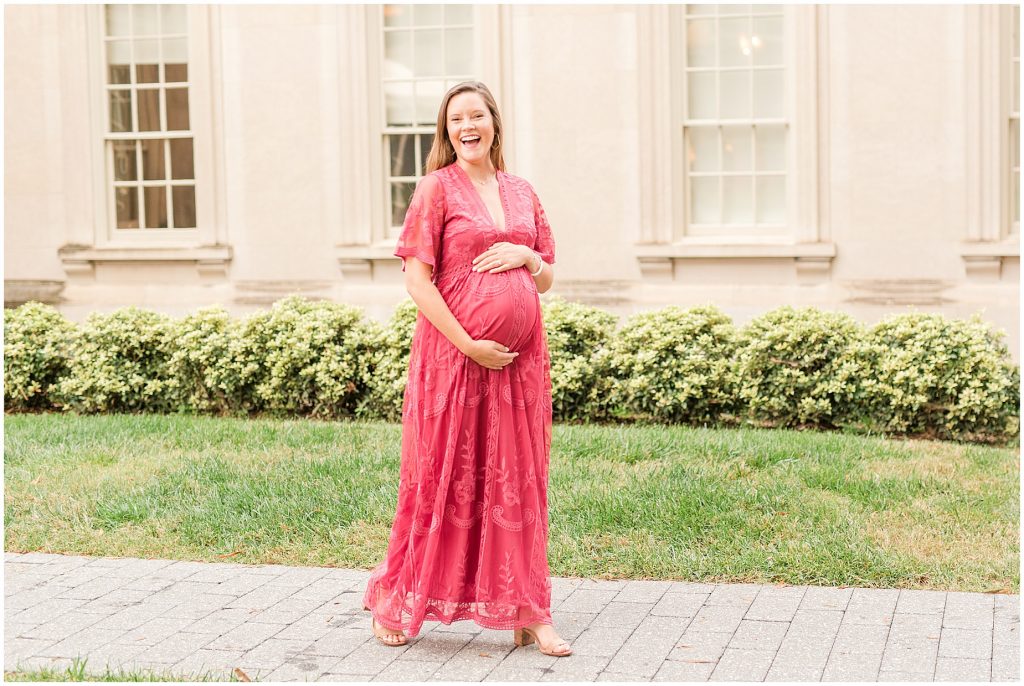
394,173,446,273
531,186,556,265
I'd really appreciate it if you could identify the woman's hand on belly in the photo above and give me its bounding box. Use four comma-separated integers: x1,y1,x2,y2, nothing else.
464,339,520,370
472,242,537,273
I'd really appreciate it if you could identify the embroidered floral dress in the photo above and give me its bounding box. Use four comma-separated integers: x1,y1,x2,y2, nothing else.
362,161,557,637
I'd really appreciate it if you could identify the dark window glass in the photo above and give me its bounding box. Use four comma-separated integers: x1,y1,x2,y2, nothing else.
172,186,196,228
165,63,187,82
390,182,416,226
136,63,159,83
109,91,133,132
166,88,189,130
141,139,165,180
137,89,161,131
115,187,139,228
113,140,137,181
144,186,168,228
390,134,415,177
169,138,194,180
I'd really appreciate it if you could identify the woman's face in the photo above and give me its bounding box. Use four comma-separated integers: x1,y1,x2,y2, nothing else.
446,91,495,167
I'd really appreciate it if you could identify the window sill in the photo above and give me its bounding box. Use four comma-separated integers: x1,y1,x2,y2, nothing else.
960,237,1019,280
635,241,837,281
960,237,1019,257
58,244,233,282
335,244,400,281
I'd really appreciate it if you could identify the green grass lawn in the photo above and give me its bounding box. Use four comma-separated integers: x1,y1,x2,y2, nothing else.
4,413,1019,594
4,656,244,681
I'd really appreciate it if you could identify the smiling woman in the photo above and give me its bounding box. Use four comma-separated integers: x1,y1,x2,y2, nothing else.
363,81,570,656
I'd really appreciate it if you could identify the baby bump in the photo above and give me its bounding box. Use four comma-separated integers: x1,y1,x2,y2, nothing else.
447,268,540,352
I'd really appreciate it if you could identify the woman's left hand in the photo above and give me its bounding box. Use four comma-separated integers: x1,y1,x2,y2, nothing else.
472,242,535,273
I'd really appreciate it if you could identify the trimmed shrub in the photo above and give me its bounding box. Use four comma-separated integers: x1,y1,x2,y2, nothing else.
735,306,869,429
541,296,619,422
166,306,263,415
245,295,383,419
858,312,1020,441
4,302,77,411
53,307,177,413
4,297,1017,443
357,298,419,421
593,304,740,424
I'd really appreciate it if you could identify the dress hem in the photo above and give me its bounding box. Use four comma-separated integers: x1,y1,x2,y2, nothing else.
364,604,554,636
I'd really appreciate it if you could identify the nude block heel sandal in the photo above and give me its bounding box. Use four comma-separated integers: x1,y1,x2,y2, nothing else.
371,617,408,647
513,626,572,657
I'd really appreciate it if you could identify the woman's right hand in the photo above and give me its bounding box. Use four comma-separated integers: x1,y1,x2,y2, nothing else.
464,339,519,370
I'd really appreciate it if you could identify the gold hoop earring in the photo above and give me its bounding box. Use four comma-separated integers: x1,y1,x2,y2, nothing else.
492,133,500,149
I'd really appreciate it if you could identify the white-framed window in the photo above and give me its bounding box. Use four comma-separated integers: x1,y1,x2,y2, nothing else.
103,4,196,233
681,4,788,237
1008,4,1019,236
380,3,476,236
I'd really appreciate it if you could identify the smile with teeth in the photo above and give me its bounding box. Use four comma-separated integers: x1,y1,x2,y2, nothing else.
461,135,481,149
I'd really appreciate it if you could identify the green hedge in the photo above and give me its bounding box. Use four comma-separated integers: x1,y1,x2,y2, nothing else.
591,305,740,424
53,307,178,414
355,298,418,422
168,305,255,415
736,306,866,430
4,296,1019,442
543,298,618,422
856,313,1021,441
3,302,77,412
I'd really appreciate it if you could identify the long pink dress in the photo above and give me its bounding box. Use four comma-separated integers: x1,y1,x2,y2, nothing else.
362,161,557,638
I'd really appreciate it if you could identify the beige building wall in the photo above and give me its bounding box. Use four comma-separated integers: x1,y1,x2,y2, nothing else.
4,4,1020,359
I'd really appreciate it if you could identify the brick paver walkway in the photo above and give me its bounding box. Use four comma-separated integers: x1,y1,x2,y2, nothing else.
4,552,1019,682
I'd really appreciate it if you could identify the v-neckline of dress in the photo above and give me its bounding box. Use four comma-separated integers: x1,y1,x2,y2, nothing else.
453,162,508,232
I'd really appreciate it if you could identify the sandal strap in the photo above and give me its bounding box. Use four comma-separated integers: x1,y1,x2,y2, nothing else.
373,618,406,640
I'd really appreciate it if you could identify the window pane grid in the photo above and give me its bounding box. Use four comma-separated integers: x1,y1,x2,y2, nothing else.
382,4,475,231
683,4,788,232
103,3,195,231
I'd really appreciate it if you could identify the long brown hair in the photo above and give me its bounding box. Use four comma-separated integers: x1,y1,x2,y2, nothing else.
424,81,507,174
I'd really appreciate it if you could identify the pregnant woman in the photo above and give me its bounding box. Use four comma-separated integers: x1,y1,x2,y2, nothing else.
362,80,571,658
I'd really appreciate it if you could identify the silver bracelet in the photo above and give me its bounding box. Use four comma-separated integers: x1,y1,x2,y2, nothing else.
529,251,545,276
